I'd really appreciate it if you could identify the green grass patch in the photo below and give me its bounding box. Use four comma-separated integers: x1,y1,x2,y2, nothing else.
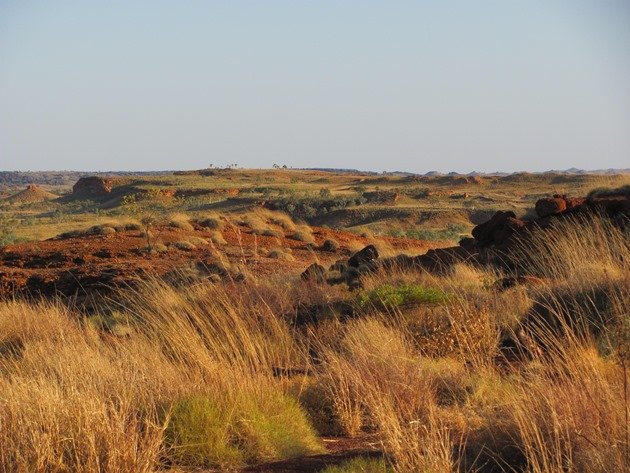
357,284,451,310
163,389,322,469
390,223,468,242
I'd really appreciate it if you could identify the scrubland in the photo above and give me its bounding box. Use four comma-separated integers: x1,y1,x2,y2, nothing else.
0,210,628,473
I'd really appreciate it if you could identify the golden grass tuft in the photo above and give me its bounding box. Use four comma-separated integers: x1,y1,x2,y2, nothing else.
168,213,194,231
290,225,315,244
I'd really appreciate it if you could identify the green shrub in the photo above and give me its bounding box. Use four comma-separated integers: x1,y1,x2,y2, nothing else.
236,391,323,461
357,284,451,310
164,395,244,468
266,195,367,221
163,391,322,468
0,229,29,247
389,224,469,242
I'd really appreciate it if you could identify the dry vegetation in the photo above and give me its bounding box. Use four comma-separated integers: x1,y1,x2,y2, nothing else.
0,212,627,472
1,171,629,472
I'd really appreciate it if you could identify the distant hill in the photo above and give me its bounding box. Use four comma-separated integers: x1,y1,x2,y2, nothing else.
0,171,171,188
3,185,58,204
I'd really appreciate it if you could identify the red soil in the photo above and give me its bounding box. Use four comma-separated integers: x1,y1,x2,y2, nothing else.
0,223,440,300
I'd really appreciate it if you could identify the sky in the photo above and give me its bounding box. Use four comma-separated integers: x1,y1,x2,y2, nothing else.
1,1,629,173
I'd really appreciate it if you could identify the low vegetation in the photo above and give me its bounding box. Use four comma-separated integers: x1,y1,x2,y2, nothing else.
356,283,452,310
0,170,629,472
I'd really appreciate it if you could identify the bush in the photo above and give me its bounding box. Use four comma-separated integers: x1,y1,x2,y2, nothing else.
268,248,294,261
357,284,451,310
236,390,323,461
0,229,29,247
321,238,340,252
124,222,143,231
290,227,315,244
164,391,322,468
197,216,225,230
268,212,296,231
187,236,209,246
90,224,117,235
266,195,367,221
169,218,194,231
164,395,244,468
149,242,168,254
392,224,468,242
262,229,283,238
171,240,196,251
586,184,630,198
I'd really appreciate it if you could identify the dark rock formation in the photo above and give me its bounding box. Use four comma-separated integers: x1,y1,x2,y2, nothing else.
348,245,379,268
301,263,327,283
72,177,119,197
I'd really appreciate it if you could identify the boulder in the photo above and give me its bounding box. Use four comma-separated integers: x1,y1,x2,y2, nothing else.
490,217,527,245
565,197,585,210
301,263,327,283
347,245,379,268
471,211,517,246
535,197,567,218
329,259,348,273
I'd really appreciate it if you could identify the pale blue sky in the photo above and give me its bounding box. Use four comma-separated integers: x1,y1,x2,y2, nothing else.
1,1,629,173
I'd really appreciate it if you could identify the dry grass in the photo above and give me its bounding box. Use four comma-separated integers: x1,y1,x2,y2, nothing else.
170,240,197,251
268,247,295,261
196,214,225,230
290,225,316,244
311,215,630,472
209,230,227,245
168,214,194,231
1,214,628,472
0,281,324,472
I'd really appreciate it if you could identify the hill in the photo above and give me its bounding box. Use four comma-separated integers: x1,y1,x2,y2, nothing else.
2,185,58,204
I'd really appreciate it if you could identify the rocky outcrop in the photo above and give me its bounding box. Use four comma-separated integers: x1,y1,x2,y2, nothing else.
301,263,327,283
535,197,567,217
535,194,586,217
347,244,379,268
471,211,527,246
307,190,630,290
72,177,119,197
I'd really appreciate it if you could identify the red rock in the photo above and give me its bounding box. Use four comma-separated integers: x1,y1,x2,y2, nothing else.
471,211,516,245
535,197,567,218
72,177,119,196
565,197,585,210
